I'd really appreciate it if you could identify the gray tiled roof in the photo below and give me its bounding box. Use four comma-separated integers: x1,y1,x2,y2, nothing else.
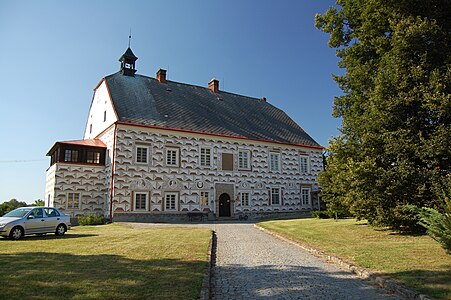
105,72,321,147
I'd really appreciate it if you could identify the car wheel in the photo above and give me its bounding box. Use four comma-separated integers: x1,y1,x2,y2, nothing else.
55,224,66,236
9,227,24,240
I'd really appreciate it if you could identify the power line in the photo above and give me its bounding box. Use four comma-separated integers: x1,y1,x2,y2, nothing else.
0,159,47,164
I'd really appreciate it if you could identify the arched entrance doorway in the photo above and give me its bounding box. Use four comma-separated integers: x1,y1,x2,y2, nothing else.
218,193,231,217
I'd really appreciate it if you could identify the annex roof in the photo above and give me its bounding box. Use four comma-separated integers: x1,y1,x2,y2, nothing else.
46,139,107,156
104,72,321,148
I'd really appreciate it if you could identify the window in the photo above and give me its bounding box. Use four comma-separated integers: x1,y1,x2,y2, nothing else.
270,152,280,171
67,192,80,209
106,149,110,165
300,155,310,173
134,192,147,210
136,146,148,164
270,188,280,205
241,192,250,206
44,208,60,218
165,193,178,211
200,148,211,167
87,151,100,164
166,148,179,166
64,150,78,162
222,153,234,171
89,124,92,134
301,188,311,206
30,208,44,218
103,110,107,122
200,191,209,206
238,150,250,170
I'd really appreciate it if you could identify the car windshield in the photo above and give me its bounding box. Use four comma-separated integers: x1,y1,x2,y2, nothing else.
3,207,33,218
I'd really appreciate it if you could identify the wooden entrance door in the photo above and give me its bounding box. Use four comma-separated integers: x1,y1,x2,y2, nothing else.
218,193,231,217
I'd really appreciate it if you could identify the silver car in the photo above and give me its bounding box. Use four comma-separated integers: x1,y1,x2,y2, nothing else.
0,207,71,240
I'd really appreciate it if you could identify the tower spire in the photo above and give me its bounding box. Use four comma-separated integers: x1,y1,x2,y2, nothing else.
119,37,138,77
128,29,131,48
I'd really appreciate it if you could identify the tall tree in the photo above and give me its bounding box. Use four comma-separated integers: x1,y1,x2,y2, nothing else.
316,0,451,229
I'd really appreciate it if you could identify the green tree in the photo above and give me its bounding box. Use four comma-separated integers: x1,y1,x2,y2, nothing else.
33,199,45,206
0,199,28,216
316,0,451,230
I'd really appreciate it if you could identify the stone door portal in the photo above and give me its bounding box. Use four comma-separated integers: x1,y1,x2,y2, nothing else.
218,193,231,217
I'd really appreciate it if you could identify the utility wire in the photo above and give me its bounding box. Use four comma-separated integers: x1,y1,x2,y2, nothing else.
0,159,47,163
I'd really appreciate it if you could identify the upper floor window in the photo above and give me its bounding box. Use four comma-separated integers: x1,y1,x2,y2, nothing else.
136,146,149,164
103,110,107,122
241,192,250,206
64,150,79,162
222,153,234,171
238,150,250,170
270,152,280,171
300,155,310,173
200,191,209,206
166,148,179,166
165,192,178,211
67,192,80,209
134,192,147,210
301,187,311,206
270,188,281,205
200,148,211,167
87,151,100,164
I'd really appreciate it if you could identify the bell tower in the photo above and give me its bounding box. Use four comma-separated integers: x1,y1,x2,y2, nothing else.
119,47,138,76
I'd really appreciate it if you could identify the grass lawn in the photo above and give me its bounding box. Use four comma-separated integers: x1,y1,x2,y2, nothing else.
259,218,451,299
0,223,211,300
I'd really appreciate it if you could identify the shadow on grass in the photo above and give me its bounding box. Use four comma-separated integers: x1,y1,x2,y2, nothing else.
387,231,427,237
0,233,98,241
0,252,205,300
389,269,451,299
0,233,97,243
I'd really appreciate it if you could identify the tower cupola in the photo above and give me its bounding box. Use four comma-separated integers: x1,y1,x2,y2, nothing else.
119,47,138,76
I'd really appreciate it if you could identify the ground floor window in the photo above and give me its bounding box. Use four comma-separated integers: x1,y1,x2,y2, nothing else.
301,187,311,206
67,192,80,209
200,191,209,206
165,192,179,211
241,192,250,206
134,192,148,210
270,188,280,205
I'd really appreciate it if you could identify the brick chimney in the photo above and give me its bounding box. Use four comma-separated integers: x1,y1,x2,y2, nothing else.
208,78,219,93
156,69,167,83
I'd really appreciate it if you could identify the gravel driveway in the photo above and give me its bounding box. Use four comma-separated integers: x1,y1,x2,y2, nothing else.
120,221,400,299
212,223,399,300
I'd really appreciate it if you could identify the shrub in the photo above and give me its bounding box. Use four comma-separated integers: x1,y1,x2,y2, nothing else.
311,211,331,219
415,198,451,254
391,204,425,233
78,214,104,226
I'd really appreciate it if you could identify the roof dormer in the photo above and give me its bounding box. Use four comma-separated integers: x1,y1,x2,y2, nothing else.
119,47,138,76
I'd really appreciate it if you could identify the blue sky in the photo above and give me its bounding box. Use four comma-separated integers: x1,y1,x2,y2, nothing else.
0,0,341,203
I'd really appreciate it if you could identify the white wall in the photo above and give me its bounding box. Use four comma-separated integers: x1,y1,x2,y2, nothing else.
84,80,117,139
